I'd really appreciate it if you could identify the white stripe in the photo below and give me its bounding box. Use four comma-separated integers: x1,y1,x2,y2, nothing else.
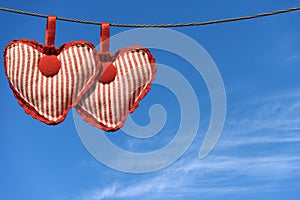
104,84,111,127
22,45,29,100
27,46,34,106
57,54,62,118
53,72,57,120
100,83,105,124
48,76,53,121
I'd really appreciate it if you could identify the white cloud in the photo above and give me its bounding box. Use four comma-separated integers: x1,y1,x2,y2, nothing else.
81,153,300,199
80,89,300,199
84,183,118,200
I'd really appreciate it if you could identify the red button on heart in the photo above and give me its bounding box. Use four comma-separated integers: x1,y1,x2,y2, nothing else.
76,46,156,131
99,62,117,83
38,55,61,77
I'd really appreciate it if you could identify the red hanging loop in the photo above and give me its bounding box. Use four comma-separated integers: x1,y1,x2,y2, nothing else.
100,22,110,54
45,15,56,47
99,22,117,84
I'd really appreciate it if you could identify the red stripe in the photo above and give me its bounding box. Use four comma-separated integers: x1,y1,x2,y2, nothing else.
51,73,55,121
55,66,60,119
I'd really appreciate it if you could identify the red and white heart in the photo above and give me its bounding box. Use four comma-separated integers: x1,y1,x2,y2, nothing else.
3,16,100,124
4,40,100,124
76,47,156,131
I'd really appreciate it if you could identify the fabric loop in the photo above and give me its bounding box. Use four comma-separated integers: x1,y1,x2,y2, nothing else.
45,15,56,46
100,22,110,54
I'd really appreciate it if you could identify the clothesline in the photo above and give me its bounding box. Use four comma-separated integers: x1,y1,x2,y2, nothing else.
0,6,300,27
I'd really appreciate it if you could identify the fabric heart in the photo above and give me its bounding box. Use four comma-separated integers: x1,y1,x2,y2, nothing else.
76,22,156,131
76,46,156,131
3,16,100,124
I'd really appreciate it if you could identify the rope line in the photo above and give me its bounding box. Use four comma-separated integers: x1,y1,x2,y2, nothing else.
0,6,300,27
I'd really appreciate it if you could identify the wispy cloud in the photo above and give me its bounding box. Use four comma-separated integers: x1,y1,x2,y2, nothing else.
81,154,300,199
80,89,300,199
84,183,118,200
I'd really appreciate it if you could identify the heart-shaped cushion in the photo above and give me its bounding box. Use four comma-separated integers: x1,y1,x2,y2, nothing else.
4,39,100,124
76,46,156,131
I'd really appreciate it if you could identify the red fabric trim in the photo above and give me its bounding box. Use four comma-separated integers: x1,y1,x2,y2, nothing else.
76,46,156,132
45,15,56,46
4,39,101,125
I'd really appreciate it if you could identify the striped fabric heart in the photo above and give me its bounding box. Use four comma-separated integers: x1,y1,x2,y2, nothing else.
76,46,156,131
3,16,100,124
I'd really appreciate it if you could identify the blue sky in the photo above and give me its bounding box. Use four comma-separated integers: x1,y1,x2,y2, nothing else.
1,0,300,199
